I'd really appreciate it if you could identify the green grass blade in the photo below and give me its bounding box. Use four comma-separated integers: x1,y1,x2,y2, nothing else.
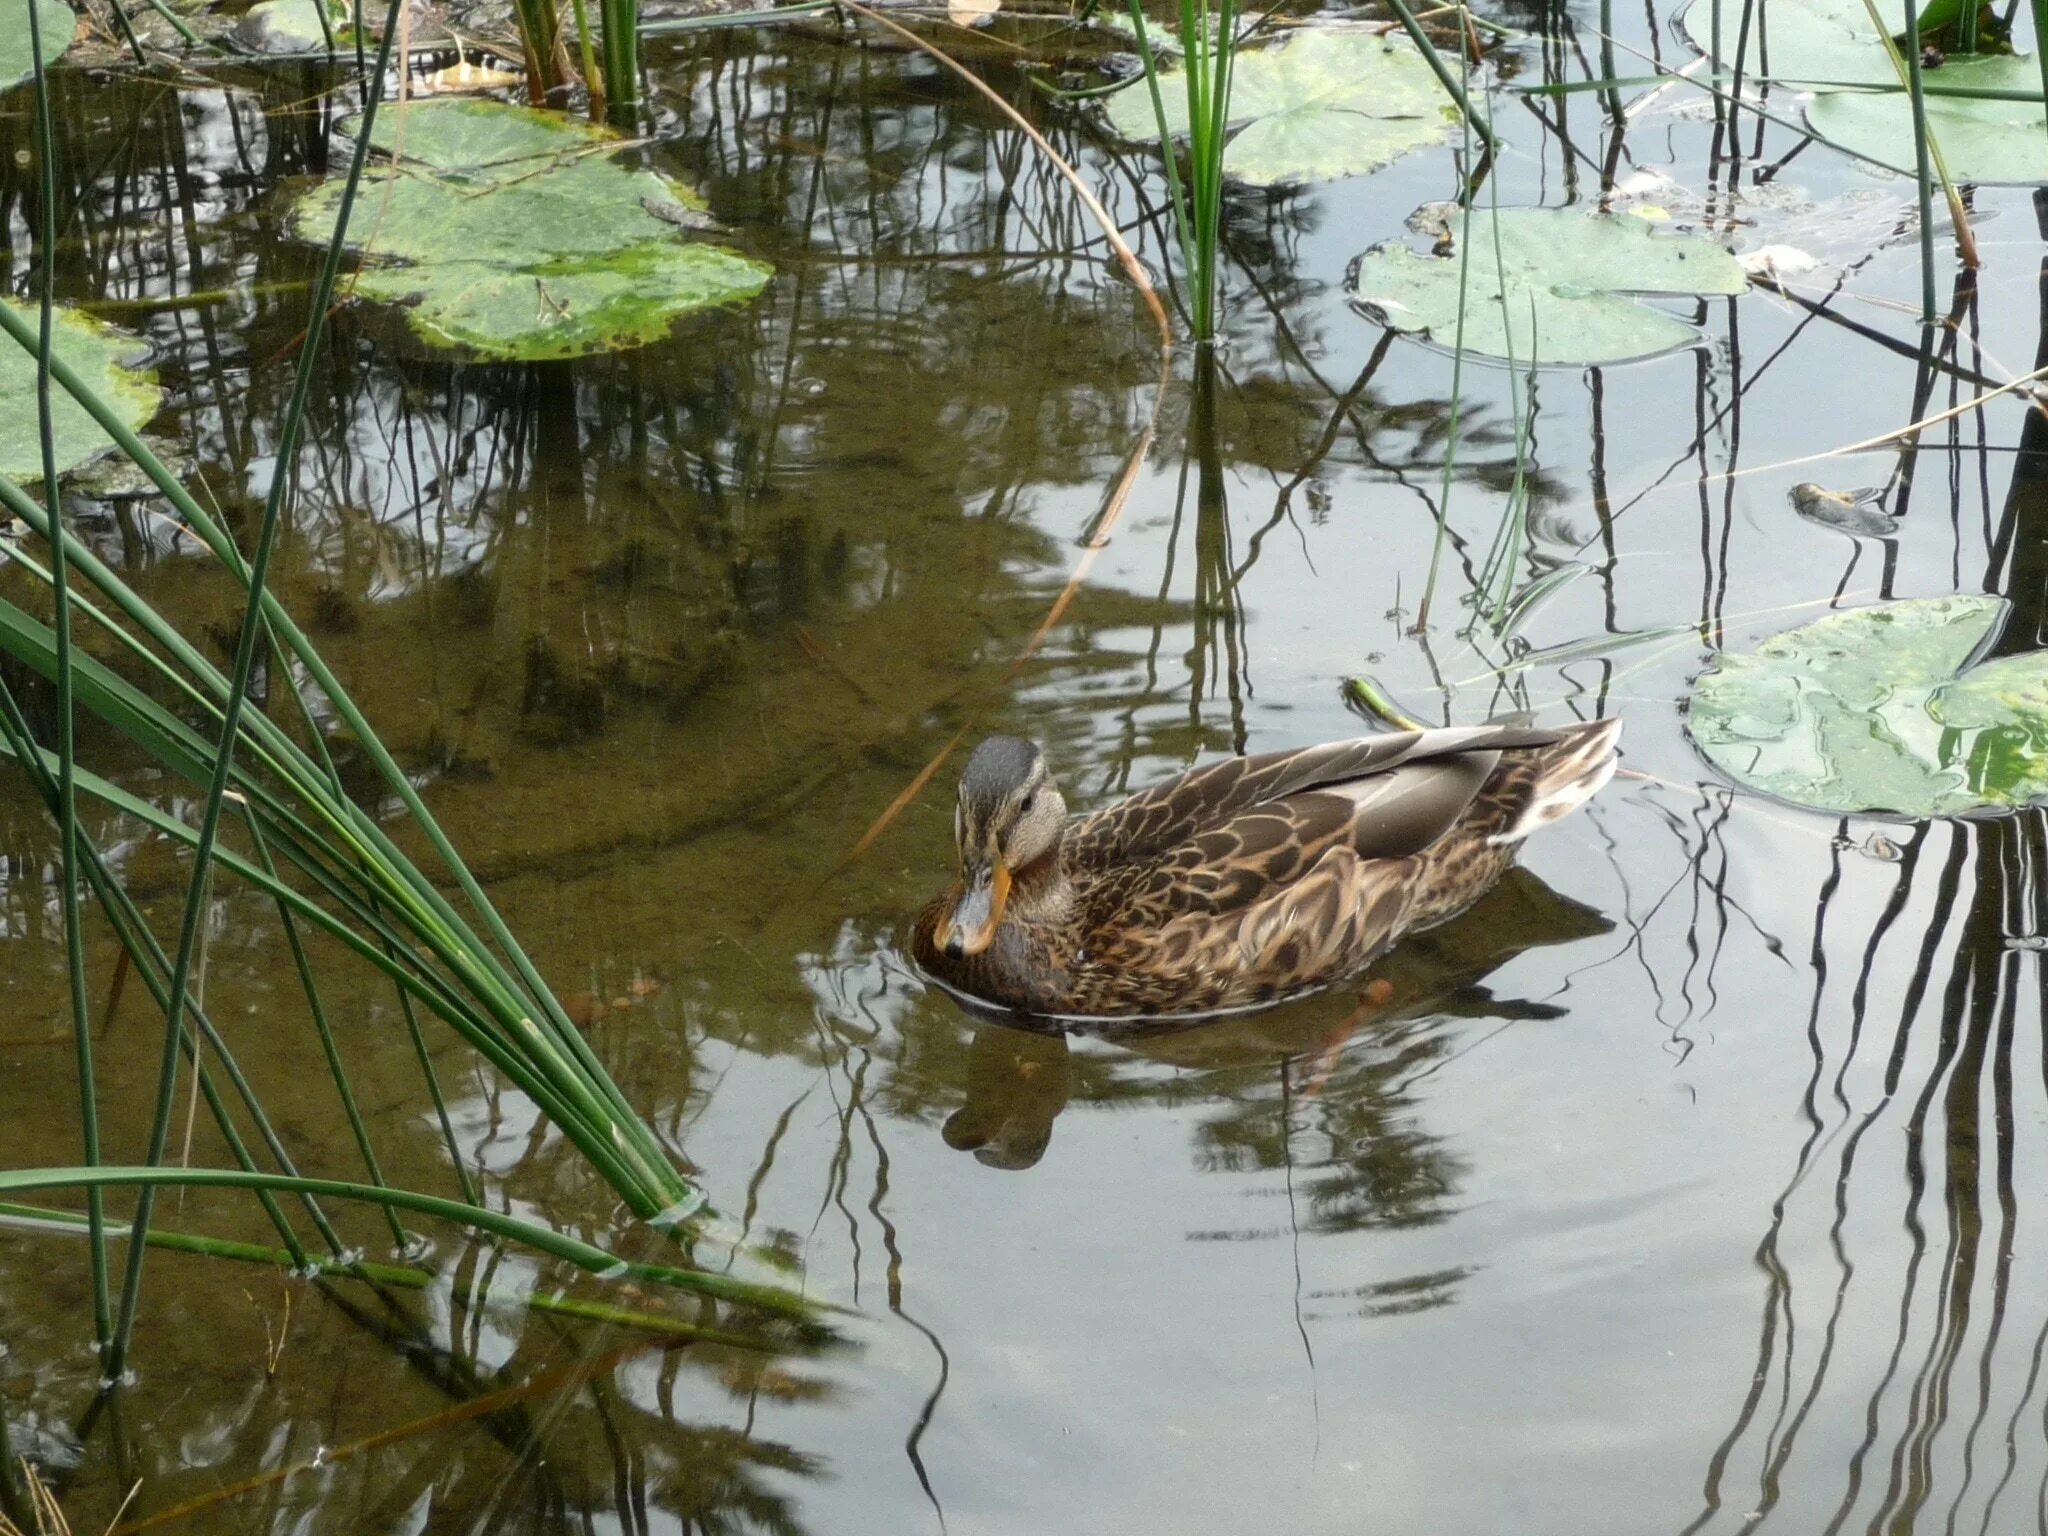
0,1168,819,1317
0,1201,795,1344
238,808,410,1249
109,0,413,1375
24,0,112,1352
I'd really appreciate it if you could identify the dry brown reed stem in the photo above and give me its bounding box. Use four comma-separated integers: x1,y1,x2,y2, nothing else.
1849,0,1979,269
1694,360,2048,487
825,2,1174,872
836,0,1174,351
836,424,1155,870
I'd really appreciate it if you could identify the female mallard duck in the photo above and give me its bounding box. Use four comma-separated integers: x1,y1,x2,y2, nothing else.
911,719,1621,1019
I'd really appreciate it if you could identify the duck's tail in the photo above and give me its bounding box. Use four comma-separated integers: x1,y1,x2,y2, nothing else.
1489,717,1622,846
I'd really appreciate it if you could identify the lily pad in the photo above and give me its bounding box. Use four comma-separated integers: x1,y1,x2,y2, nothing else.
1,0,78,90
233,0,350,53
1103,29,1457,186
0,302,162,484
1346,206,1748,365
1680,0,2048,184
290,99,771,361
1807,64,2048,184
1688,595,2048,816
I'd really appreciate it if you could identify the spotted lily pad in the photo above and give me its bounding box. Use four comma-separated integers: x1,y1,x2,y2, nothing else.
290,99,771,361
1346,206,1747,365
1,0,78,90
0,302,162,484
1680,0,2048,183
1103,29,1458,186
1689,596,2048,816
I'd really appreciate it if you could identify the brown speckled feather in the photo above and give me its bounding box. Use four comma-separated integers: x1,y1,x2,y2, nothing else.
912,720,1621,1019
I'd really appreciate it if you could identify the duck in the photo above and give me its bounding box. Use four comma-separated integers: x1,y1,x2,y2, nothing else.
910,718,1621,1020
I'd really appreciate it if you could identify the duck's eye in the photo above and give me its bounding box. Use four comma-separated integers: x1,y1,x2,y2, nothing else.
1021,790,1037,815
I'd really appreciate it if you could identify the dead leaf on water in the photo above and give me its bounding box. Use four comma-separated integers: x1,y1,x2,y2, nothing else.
558,991,610,1030
949,0,1000,26
413,60,525,94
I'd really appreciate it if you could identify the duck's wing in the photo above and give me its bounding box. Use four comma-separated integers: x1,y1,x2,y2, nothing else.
1068,724,1558,875
1092,842,1421,1007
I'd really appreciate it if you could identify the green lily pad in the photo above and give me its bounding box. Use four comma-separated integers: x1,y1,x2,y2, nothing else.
234,0,350,53
1680,0,2048,184
289,99,771,361
0,301,162,484
1680,0,1901,87
1,0,78,90
1689,595,2048,816
1346,206,1748,365
1103,29,1457,186
1807,62,2048,183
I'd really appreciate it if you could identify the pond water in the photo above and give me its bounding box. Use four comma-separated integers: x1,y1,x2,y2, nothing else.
2,2,2047,1532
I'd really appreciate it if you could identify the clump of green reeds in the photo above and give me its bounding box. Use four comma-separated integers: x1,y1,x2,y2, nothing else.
1,0,802,1380
1121,0,1237,341
510,0,642,125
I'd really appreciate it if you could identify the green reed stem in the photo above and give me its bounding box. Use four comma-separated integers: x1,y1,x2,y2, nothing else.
1900,0,1939,322
106,0,407,1380
1121,1,1199,332
510,0,566,104
0,1169,819,1317
238,807,410,1250
0,677,320,1267
1854,0,1978,270
1415,69,1480,632
1383,0,1499,151
569,0,604,117
602,0,642,125
0,287,685,1224
25,0,111,1355
0,1201,792,1345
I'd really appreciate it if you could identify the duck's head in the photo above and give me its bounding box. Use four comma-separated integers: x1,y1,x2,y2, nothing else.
935,735,1068,959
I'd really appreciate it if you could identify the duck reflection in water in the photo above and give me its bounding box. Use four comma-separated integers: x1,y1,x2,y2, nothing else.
941,1028,1071,1170
931,866,1612,1172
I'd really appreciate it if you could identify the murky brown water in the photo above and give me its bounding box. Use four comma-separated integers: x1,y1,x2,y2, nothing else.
2,6,2047,1532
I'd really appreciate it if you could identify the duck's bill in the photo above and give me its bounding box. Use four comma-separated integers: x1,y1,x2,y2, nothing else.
941,862,1011,958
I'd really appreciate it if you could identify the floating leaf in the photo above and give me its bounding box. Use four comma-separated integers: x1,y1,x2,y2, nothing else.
1346,206,1747,365
1807,66,2048,184
948,0,1000,27
0,0,78,90
233,0,350,53
289,99,771,361
1689,595,2048,816
1680,0,1901,87
413,59,527,95
1103,29,1457,186
1680,0,2048,184
1791,481,1898,539
0,302,162,485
